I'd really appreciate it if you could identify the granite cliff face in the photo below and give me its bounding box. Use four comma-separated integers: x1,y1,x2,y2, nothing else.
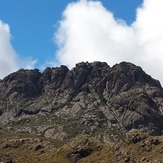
0,61,163,140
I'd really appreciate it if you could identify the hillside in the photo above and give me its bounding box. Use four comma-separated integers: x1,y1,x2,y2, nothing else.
1,61,163,162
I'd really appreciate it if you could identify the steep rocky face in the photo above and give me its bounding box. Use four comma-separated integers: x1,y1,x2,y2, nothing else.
0,61,163,140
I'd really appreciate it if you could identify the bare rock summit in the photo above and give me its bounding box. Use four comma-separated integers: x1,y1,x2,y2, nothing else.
0,61,163,140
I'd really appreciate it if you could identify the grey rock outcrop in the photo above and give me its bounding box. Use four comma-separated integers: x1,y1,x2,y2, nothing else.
0,61,163,138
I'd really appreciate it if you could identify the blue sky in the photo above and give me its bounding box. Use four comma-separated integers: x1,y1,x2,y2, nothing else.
1,0,163,84
0,0,142,67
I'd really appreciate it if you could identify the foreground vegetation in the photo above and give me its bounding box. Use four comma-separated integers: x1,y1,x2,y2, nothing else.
1,125,163,163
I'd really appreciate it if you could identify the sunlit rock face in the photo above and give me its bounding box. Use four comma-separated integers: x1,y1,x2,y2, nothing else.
0,61,163,139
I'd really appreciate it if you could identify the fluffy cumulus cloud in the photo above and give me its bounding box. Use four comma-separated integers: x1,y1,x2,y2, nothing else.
0,20,36,79
55,0,163,84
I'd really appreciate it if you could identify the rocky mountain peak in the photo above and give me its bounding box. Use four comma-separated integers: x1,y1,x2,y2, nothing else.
0,61,163,139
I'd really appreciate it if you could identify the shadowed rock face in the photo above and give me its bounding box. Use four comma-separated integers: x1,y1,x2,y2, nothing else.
0,61,163,137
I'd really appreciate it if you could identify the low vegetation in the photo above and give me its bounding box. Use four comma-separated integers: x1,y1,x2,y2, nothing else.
1,126,163,162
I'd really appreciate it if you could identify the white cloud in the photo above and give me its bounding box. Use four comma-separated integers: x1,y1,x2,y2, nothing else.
133,0,163,82
55,0,163,84
0,20,36,79
0,20,19,78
